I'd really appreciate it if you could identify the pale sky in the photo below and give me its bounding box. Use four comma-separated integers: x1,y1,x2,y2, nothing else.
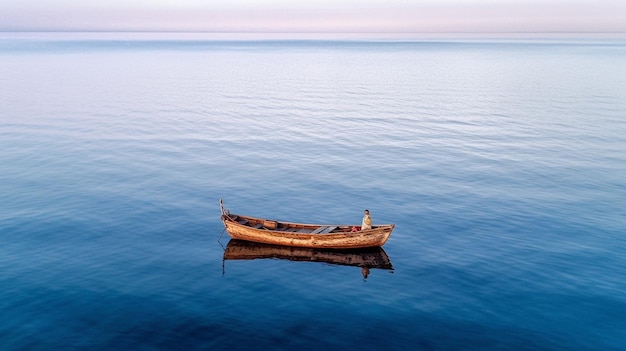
1,0,625,34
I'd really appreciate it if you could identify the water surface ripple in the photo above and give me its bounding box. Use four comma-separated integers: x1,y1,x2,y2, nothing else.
1,35,626,350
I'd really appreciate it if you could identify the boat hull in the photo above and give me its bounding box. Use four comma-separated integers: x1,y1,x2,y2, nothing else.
223,219,393,249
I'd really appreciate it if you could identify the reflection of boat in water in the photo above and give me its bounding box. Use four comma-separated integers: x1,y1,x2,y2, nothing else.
223,239,394,278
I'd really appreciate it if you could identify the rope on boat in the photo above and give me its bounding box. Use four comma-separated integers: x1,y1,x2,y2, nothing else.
218,198,230,243
217,227,226,244
219,198,235,222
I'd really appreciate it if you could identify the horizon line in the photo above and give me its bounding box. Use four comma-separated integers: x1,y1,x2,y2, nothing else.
3,30,626,34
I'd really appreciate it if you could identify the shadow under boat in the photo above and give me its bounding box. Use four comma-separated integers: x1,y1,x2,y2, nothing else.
223,239,393,277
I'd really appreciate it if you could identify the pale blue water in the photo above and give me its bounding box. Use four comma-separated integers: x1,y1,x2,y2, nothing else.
1,33,626,350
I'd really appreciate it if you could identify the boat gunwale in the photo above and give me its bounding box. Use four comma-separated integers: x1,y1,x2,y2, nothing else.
225,213,394,233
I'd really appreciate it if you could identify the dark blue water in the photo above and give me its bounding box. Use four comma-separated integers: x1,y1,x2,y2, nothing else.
1,33,626,350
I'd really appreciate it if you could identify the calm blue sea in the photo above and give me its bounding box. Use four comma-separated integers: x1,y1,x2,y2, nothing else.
1,33,625,350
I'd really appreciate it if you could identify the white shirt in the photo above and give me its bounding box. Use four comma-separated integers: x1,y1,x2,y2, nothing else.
361,214,372,230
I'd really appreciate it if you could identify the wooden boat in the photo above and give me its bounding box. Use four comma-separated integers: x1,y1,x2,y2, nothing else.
220,199,394,249
224,239,394,271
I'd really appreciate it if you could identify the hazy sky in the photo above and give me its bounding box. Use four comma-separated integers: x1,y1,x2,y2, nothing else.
1,0,625,34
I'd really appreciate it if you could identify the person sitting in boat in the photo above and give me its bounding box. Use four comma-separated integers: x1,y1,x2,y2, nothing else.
361,209,372,230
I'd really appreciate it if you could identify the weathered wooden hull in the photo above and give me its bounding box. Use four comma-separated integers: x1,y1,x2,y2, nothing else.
224,239,394,270
220,200,393,249
222,218,393,249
